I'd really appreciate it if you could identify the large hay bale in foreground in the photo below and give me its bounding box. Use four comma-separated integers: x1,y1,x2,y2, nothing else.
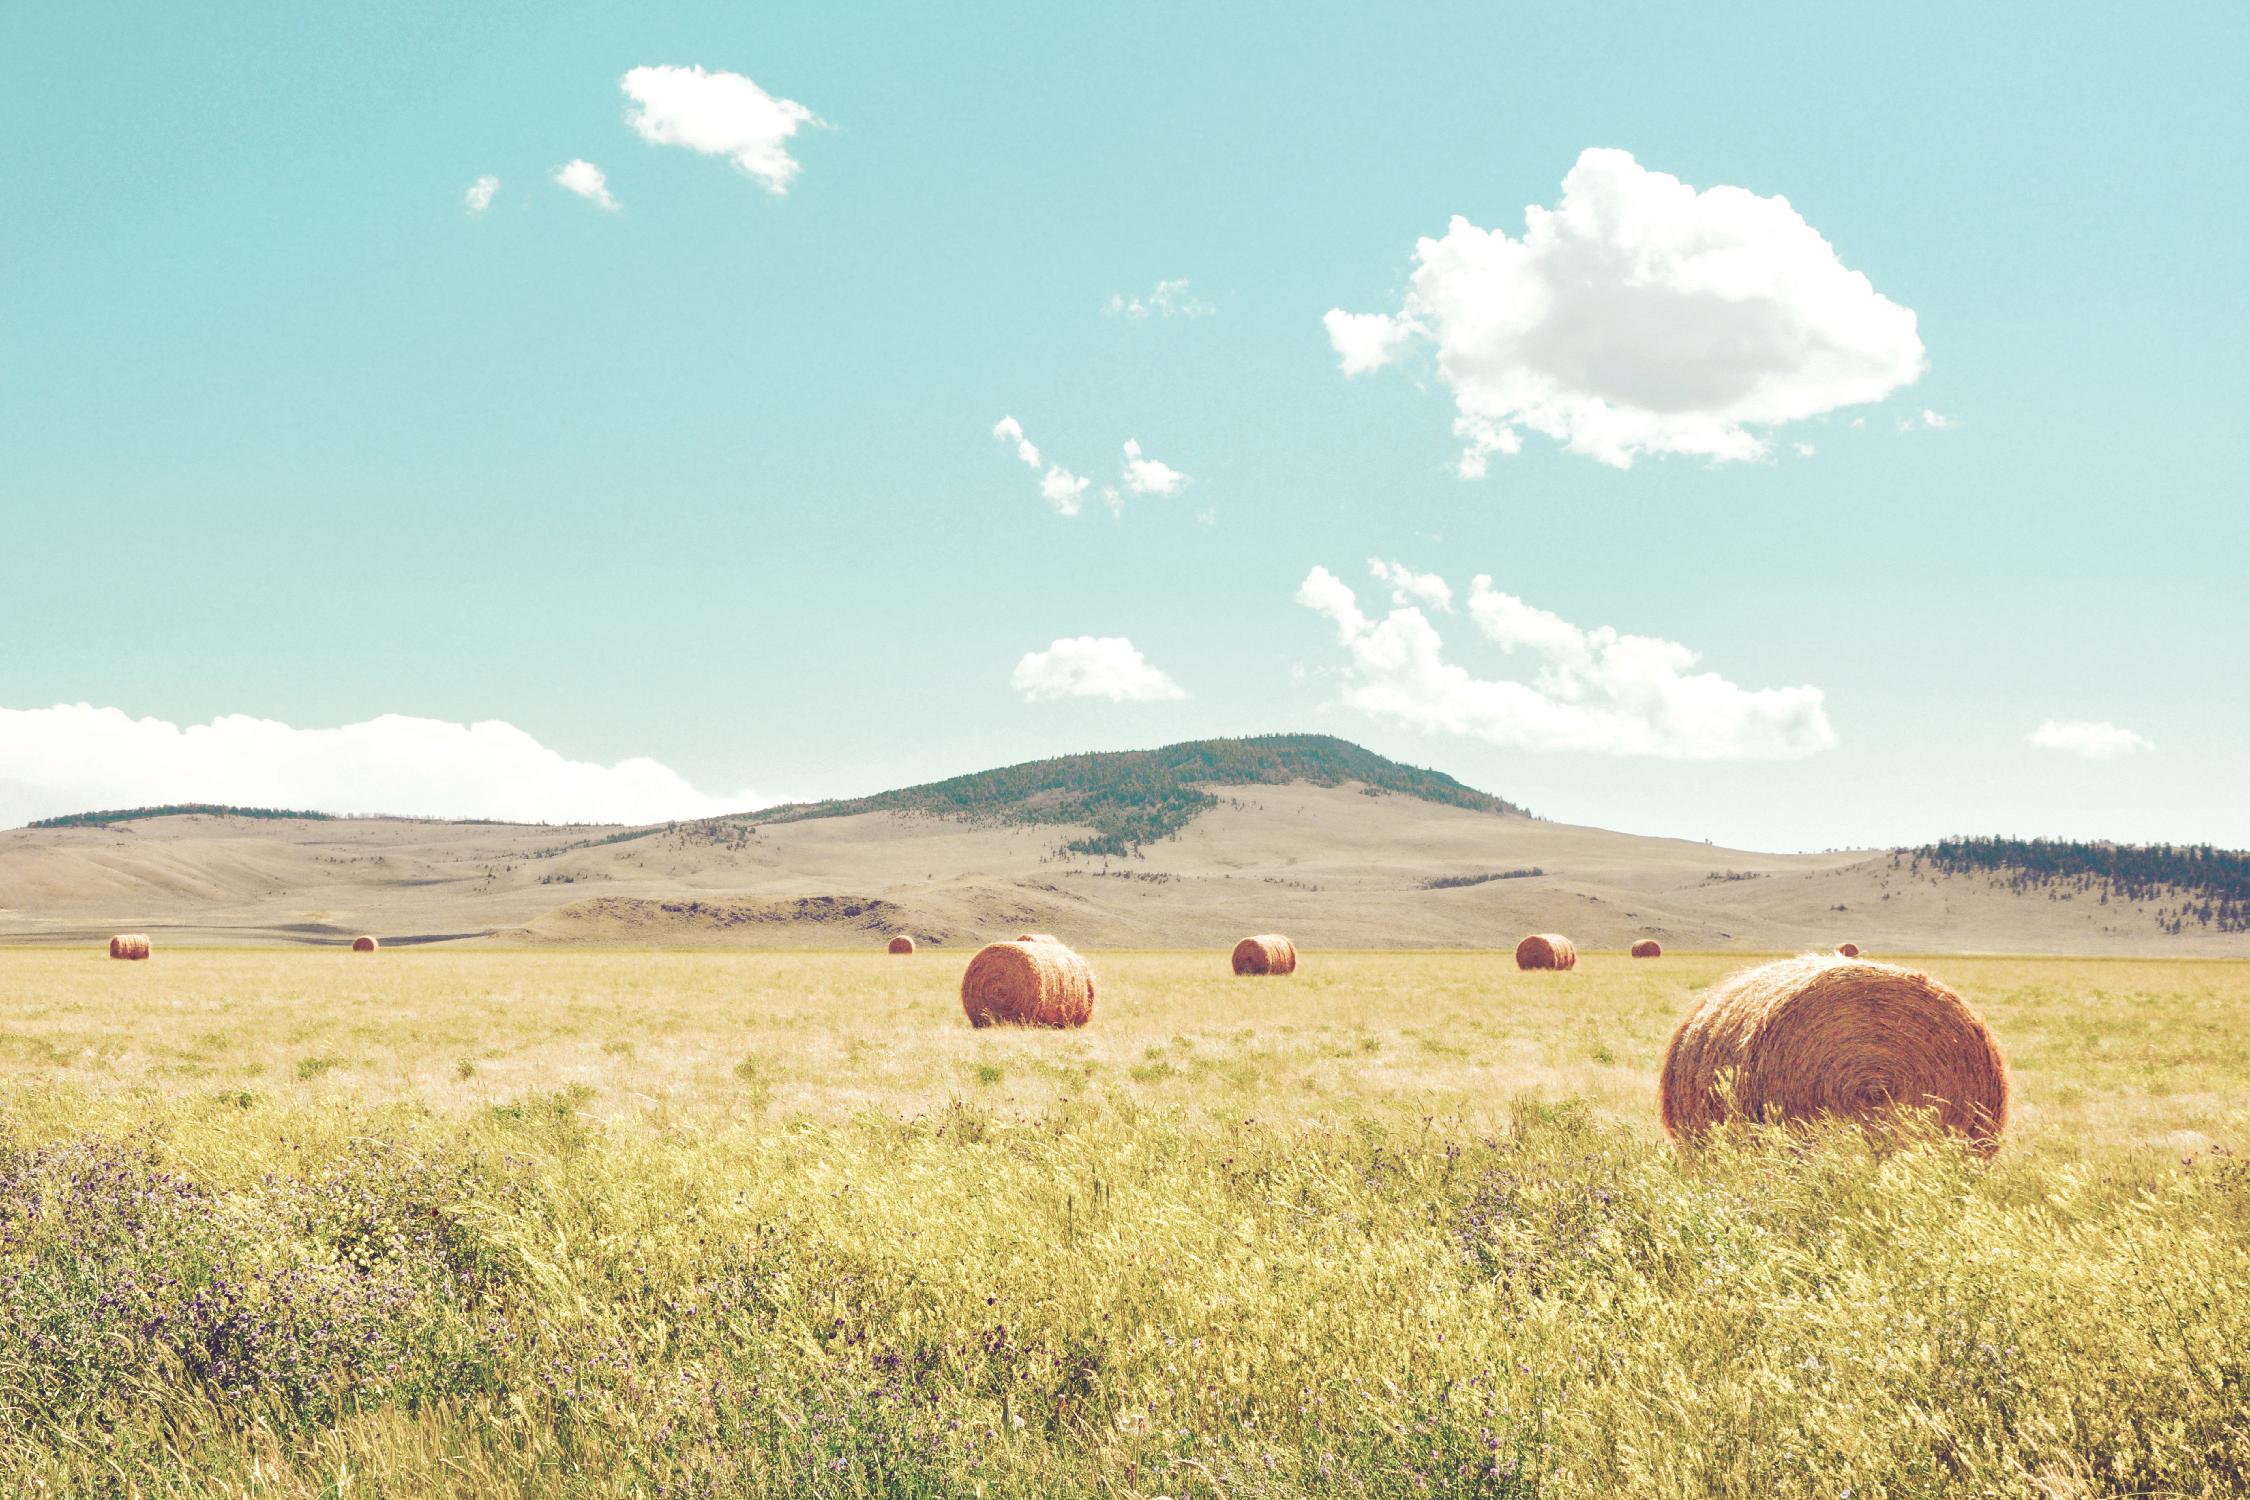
1630,939,1662,959
1836,942,1861,958
1231,934,1298,976
1514,933,1576,970
351,935,378,953
1659,953,2009,1155
108,934,150,961
961,940,1095,1029
888,934,916,955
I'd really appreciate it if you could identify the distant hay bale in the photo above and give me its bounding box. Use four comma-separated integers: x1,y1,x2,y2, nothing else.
1514,933,1577,970
1231,934,1298,976
1659,953,2010,1156
1837,942,1861,958
888,934,916,955
1015,932,1060,944
1631,939,1663,959
107,934,150,961
351,935,378,953
961,940,1095,1029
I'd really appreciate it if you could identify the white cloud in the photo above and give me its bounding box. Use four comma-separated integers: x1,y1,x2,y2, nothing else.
1040,468,1092,514
991,419,1186,517
464,175,499,216
1792,441,1816,457
0,704,770,828
621,64,818,194
1368,558,1453,613
1106,278,1214,319
1322,309,1416,375
1327,147,1925,470
1295,567,1835,758
1901,407,1955,432
2029,719,2153,760
992,415,1090,516
1011,638,1187,703
992,415,1041,467
554,159,619,210
1119,439,1187,496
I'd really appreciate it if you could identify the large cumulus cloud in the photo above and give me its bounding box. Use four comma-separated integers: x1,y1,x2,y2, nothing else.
1325,148,1926,471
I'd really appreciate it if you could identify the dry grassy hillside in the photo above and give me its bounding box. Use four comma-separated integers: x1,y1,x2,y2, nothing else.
2,782,2241,954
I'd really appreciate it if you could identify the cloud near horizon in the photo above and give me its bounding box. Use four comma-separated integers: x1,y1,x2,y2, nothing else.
1325,147,1925,472
0,704,769,828
1010,638,1186,703
1296,563,1836,758
2029,719,2153,760
621,65,818,193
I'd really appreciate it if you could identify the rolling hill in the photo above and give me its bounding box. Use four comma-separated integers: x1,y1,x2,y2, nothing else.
0,736,2241,955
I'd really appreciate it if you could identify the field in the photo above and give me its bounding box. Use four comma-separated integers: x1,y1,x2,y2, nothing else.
0,947,2245,1496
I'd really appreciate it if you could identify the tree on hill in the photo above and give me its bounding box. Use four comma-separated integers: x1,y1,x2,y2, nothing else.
749,734,1525,856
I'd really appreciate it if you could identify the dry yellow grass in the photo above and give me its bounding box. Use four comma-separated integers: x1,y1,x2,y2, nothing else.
0,946,2236,1152
0,946,2243,1496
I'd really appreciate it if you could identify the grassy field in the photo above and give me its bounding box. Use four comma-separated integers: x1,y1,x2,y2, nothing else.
0,947,2244,1496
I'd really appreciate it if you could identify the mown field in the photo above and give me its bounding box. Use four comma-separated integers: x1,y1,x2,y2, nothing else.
0,947,2244,1497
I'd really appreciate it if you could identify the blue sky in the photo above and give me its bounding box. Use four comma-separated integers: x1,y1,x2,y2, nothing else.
3,2,2245,849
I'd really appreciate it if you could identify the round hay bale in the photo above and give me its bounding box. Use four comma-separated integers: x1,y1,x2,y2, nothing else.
961,940,1095,1029
887,934,916,955
1231,934,1298,976
351,935,378,953
1659,953,2009,1155
1836,942,1861,958
1015,932,1060,944
1514,933,1577,970
107,934,151,961
1630,939,1663,959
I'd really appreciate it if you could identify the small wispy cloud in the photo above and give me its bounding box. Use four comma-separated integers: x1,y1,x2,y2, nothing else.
554,159,619,211
1106,278,1213,319
992,416,1091,516
464,175,500,216
991,419,1188,517
2029,719,2153,760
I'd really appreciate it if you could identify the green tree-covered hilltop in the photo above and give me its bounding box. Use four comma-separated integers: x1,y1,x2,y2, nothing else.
752,734,1527,856
1904,836,2250,934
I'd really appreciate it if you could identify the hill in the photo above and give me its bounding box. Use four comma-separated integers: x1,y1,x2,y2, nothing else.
752,733,1525,855
0,736,2242,955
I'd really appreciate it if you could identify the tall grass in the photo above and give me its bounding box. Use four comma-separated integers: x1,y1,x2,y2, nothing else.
0,949,2242,1495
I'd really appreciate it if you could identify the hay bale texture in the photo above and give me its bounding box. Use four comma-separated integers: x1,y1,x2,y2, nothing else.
888,935,916,955
961,940,1095,1029
1631,939,1663,959
1837,942,1861,958
351,935,378,953
108,934,151,961
1659,953,2009,1155
1514,933,1577,971
1231,934,1298,976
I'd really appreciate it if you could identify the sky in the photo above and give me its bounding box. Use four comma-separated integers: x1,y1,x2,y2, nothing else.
2,2,2245,851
